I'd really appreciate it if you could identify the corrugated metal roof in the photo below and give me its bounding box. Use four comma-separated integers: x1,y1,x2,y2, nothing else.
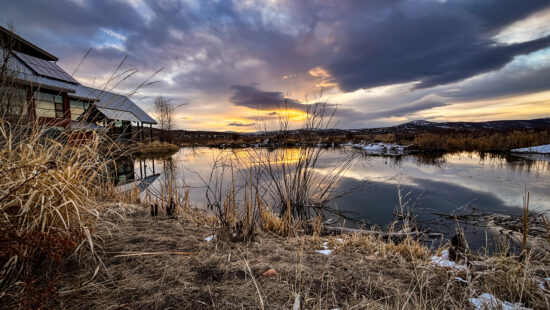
76,86,157,124
0,48,33,73
96,107,141,123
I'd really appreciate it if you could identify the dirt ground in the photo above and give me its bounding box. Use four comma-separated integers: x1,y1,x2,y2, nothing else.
51,205,549,310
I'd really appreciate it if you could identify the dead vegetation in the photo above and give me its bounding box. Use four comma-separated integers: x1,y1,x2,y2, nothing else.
31,206,548,310
130,141,180,158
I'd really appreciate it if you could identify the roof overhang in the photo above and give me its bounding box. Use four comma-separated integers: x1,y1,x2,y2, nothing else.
11,76,76,94
96,107,141,123
0,26,58,61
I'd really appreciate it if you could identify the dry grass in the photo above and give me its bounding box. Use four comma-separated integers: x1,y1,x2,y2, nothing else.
131,141,180,158
44,206,549,309
412,130,550,152
0,123,110,287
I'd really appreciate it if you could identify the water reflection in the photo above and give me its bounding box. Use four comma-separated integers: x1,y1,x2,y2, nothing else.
132,147,550,248
108,157,136,185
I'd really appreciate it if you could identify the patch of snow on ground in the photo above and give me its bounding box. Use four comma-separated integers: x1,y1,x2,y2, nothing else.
469,293,531,310
430,250,467,270
350,142,408,155
316,249,333,255
511,144,550,154
316,241,335,256
204,235,216,242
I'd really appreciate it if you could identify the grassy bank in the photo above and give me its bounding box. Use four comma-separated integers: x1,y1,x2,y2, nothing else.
153,128,550,153
20,205,548,309
130,141,180,158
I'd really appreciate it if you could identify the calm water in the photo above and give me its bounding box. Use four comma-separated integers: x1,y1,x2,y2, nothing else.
135,147,550,250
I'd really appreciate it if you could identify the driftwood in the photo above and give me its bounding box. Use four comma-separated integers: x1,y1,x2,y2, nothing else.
321,225,443,239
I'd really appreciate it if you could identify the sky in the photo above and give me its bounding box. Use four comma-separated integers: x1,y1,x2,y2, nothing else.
2,0,550,131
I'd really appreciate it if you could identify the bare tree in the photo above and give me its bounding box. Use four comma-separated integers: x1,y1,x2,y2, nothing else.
154,96,175,142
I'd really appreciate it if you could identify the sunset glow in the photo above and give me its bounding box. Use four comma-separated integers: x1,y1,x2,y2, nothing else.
3,0,550,131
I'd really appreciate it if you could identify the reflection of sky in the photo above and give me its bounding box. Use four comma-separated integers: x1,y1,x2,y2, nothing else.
138,148,550,216
322,151,550,212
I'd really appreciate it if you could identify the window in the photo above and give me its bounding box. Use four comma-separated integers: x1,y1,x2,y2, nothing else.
0,87,28,115
35,91,64,118
69,99,90,120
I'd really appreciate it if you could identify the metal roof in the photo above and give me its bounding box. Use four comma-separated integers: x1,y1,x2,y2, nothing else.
96,107,141,123
75,86,157,124
2,48,156,124
14,51,79,84
0,48,33,73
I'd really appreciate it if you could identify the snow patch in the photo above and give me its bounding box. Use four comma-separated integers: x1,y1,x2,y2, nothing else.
204,235,216,242
511,144,550,154
350,142,408,155
316,240,338,256
316,249,333,256
469,293,531,310
430,250,467,270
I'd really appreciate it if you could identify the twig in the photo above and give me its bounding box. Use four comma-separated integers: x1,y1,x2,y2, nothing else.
113,251,197,258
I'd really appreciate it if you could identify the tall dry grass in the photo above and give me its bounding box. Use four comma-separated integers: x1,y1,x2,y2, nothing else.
0,33,160,306
0,120,114,302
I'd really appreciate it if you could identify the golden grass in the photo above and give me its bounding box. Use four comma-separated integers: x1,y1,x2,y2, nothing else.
131,141,180,158
0,123,108,279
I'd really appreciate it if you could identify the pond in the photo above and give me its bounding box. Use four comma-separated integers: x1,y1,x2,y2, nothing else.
134,147,550,251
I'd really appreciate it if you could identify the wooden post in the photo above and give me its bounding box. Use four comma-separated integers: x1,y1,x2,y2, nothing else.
150,123,153,141
63,94,71,125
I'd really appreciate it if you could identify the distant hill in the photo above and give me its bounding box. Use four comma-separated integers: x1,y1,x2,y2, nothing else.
164,118,550,139
353,118,550,135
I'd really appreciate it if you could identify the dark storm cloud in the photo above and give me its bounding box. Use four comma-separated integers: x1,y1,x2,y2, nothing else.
2,0,550,129
325,0,550,91
229,85,305,111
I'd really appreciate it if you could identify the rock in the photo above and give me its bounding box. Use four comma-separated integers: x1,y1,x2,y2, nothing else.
263,268,278,277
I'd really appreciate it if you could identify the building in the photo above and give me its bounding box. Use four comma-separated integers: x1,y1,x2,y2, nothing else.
0,25,156,141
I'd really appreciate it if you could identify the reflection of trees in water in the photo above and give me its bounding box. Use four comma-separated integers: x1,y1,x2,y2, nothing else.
358,150,549,173
355,151,448,169
414,152,447,167
355,152,405,168
478,152,550,172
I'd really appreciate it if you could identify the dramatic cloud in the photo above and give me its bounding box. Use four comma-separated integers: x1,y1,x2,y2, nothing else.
229,85,305,111
2,0,550,130
324,0,550,91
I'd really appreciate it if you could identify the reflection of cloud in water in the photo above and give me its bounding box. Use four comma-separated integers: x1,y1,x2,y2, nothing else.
139,147,550,214
331,151,550,211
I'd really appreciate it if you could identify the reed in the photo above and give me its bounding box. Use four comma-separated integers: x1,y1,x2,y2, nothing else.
0,37,160,306
522,188,530,255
